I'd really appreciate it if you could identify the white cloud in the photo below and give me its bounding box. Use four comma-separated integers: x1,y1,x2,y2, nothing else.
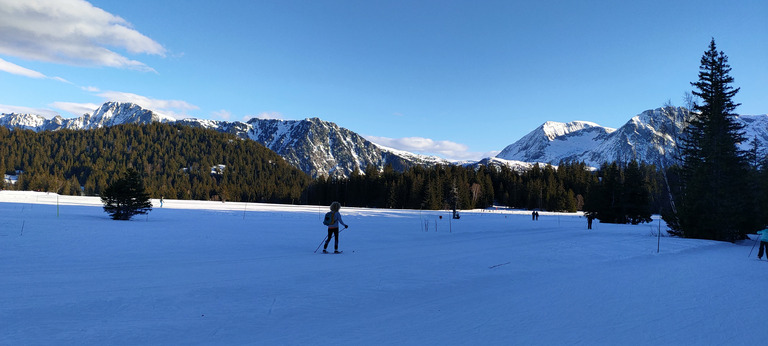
212,110,231,120
365,135,495,161
0,103,59,118
0,57,70,83
0,57,45,78
254,112,285,120
50,102,100,116
0,0,165,71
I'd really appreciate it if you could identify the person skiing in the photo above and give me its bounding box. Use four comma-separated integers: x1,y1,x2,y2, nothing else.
323,201,348,253
757,228,768,260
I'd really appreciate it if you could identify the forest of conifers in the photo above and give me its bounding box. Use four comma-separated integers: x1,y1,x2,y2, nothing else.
1,123,670,221
0,124,309,203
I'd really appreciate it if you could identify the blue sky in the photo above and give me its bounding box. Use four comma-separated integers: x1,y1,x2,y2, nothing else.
0,0,766,160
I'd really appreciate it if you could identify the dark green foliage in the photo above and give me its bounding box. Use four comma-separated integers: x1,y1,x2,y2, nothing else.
584,161,654,224
101,168,152,220
306,161,600,212
664,39,756,241
1,123,310,203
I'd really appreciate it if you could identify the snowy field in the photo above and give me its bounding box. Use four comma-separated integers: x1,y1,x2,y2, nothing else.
1,191,766,345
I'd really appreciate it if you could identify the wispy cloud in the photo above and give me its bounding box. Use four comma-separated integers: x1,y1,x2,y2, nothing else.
0,57,45,78
50,102,100,116
0,57,69,82
365,135,496,161
0,0,165,72
253,112,285,120
212,110,231,120
0,103,59,117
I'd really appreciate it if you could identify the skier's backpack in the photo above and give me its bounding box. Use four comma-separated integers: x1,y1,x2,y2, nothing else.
322,211,335,226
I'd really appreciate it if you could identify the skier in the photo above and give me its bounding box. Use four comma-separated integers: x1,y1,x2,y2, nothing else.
757,228,768,260
587,213,594,230
323,201,349,254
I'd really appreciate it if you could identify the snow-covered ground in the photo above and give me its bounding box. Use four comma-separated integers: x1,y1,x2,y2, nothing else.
1,191,766,345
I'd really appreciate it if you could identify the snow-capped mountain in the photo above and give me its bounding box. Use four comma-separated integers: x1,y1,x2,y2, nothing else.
497,106,768,168
496,120,615,164
0,102,174,132
3,102,766,177
179,117,451,178
82,102,175,129
0,101,448,178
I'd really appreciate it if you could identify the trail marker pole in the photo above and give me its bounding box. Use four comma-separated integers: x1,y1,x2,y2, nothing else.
657,216,661,253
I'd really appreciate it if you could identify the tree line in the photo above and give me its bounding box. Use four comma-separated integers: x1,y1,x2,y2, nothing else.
304,159,668,219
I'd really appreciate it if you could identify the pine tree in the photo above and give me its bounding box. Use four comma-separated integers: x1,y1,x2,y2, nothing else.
623,160,652,224
665,39,752,241
101,168,153,220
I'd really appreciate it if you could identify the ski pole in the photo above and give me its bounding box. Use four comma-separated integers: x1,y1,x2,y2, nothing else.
314,236,328,253
313,228,347,253
748,234,760,257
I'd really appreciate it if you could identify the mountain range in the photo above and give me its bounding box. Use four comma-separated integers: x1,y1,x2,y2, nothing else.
498,107,768,168
2,102,766,177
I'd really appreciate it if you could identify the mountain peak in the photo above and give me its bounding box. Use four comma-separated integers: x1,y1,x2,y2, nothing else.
539,120,610,141
85,102,174,129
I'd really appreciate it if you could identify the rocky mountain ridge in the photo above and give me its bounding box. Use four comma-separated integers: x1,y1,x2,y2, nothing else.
2,102,766,177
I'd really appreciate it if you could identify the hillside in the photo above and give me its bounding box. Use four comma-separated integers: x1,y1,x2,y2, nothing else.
0,123,309,202
0,102,446,178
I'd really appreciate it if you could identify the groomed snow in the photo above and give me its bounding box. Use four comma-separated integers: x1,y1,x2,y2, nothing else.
1,191,765,345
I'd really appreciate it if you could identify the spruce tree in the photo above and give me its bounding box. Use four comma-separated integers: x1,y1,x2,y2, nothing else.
101,168,153,220
665,39,751,241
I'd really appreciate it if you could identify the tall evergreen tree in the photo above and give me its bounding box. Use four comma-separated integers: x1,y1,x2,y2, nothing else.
665,39,752,241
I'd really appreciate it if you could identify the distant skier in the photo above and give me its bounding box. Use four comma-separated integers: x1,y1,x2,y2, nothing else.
757,228,768,260
323,201,349,254
587,213,594,230
160,196,164,208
